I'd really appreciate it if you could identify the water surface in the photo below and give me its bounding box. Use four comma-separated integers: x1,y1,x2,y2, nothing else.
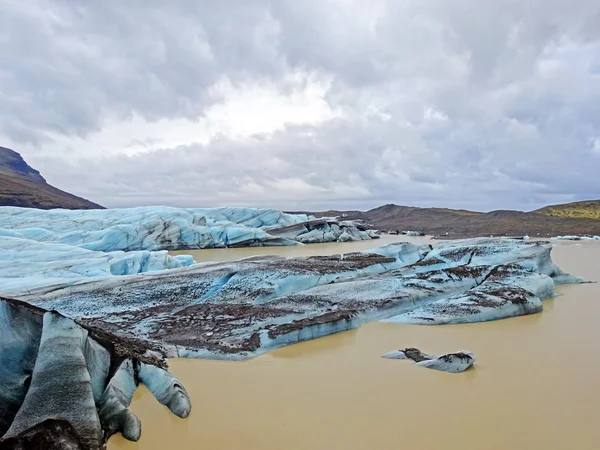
110,239,600,450
169,234,429,262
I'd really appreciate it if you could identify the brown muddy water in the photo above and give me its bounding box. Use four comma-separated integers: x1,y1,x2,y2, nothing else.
169,234,431,261
110,238,600,450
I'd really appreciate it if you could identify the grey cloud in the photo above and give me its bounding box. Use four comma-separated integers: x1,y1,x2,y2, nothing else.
0,0,282,143
2,0,600,210
31,112,590,212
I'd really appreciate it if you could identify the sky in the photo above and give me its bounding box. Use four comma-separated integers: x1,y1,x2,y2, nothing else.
1,0,599,212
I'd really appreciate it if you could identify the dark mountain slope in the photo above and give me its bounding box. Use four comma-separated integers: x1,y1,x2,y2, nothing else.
295,202,600,237
0,146,103,210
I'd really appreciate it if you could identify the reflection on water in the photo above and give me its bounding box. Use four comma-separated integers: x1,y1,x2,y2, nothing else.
110,240,600,450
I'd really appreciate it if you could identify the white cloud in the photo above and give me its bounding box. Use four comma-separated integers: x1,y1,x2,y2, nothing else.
5,70,339,159
593,138,600,154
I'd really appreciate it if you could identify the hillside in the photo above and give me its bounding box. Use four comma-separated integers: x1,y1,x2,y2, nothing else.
534,200,600,219
299,202,600,238
0,146,103,209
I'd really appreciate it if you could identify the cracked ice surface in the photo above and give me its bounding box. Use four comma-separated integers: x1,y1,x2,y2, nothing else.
6,238,582,361
0,206,375,252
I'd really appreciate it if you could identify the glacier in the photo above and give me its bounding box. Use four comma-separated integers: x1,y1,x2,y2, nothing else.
0,236,194,295
0,206,375,251
3,238,582,361
0,296,190,449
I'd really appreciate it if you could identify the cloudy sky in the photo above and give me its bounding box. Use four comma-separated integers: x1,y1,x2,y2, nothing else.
1,0,599,211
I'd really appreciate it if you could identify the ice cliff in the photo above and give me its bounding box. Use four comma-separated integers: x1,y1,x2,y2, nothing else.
0,206,375,251
0,296,190,449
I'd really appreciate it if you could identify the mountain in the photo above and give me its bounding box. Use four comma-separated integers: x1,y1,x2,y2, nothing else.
296,202,600,238
0,146,103,210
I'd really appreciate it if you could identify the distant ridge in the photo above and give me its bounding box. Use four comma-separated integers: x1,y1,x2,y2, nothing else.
534,200,600,220
0,146,103,210
291,201,600,237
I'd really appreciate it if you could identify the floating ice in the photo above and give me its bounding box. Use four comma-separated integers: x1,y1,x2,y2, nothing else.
552,235,600,241
403,231,424,236
4,238,582,361
382,348,475,373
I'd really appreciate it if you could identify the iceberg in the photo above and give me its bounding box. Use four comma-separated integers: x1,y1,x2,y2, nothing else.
402,231,424,236
0,206,375,252
552,235,600,241
382,348,475,373
0,296,190,448
4,238,582,361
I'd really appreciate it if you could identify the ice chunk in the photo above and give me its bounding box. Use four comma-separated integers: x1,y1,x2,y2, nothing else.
552,235,600,241
98,358,141,441
383,348,475,373
0,297,192,447
402,231,424,236
138,363,191,418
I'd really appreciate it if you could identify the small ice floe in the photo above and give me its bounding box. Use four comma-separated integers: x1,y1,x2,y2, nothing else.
552,235,600,241
382,347,476,373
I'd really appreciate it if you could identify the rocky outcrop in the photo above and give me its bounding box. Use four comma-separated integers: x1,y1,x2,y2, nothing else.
0,297,190,449
382,348,475,373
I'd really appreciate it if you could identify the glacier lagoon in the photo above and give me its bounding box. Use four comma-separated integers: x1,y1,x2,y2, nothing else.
109,239,600,450
0,205,593,449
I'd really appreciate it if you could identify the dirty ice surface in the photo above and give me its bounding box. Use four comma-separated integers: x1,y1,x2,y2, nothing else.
5,237,582,361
